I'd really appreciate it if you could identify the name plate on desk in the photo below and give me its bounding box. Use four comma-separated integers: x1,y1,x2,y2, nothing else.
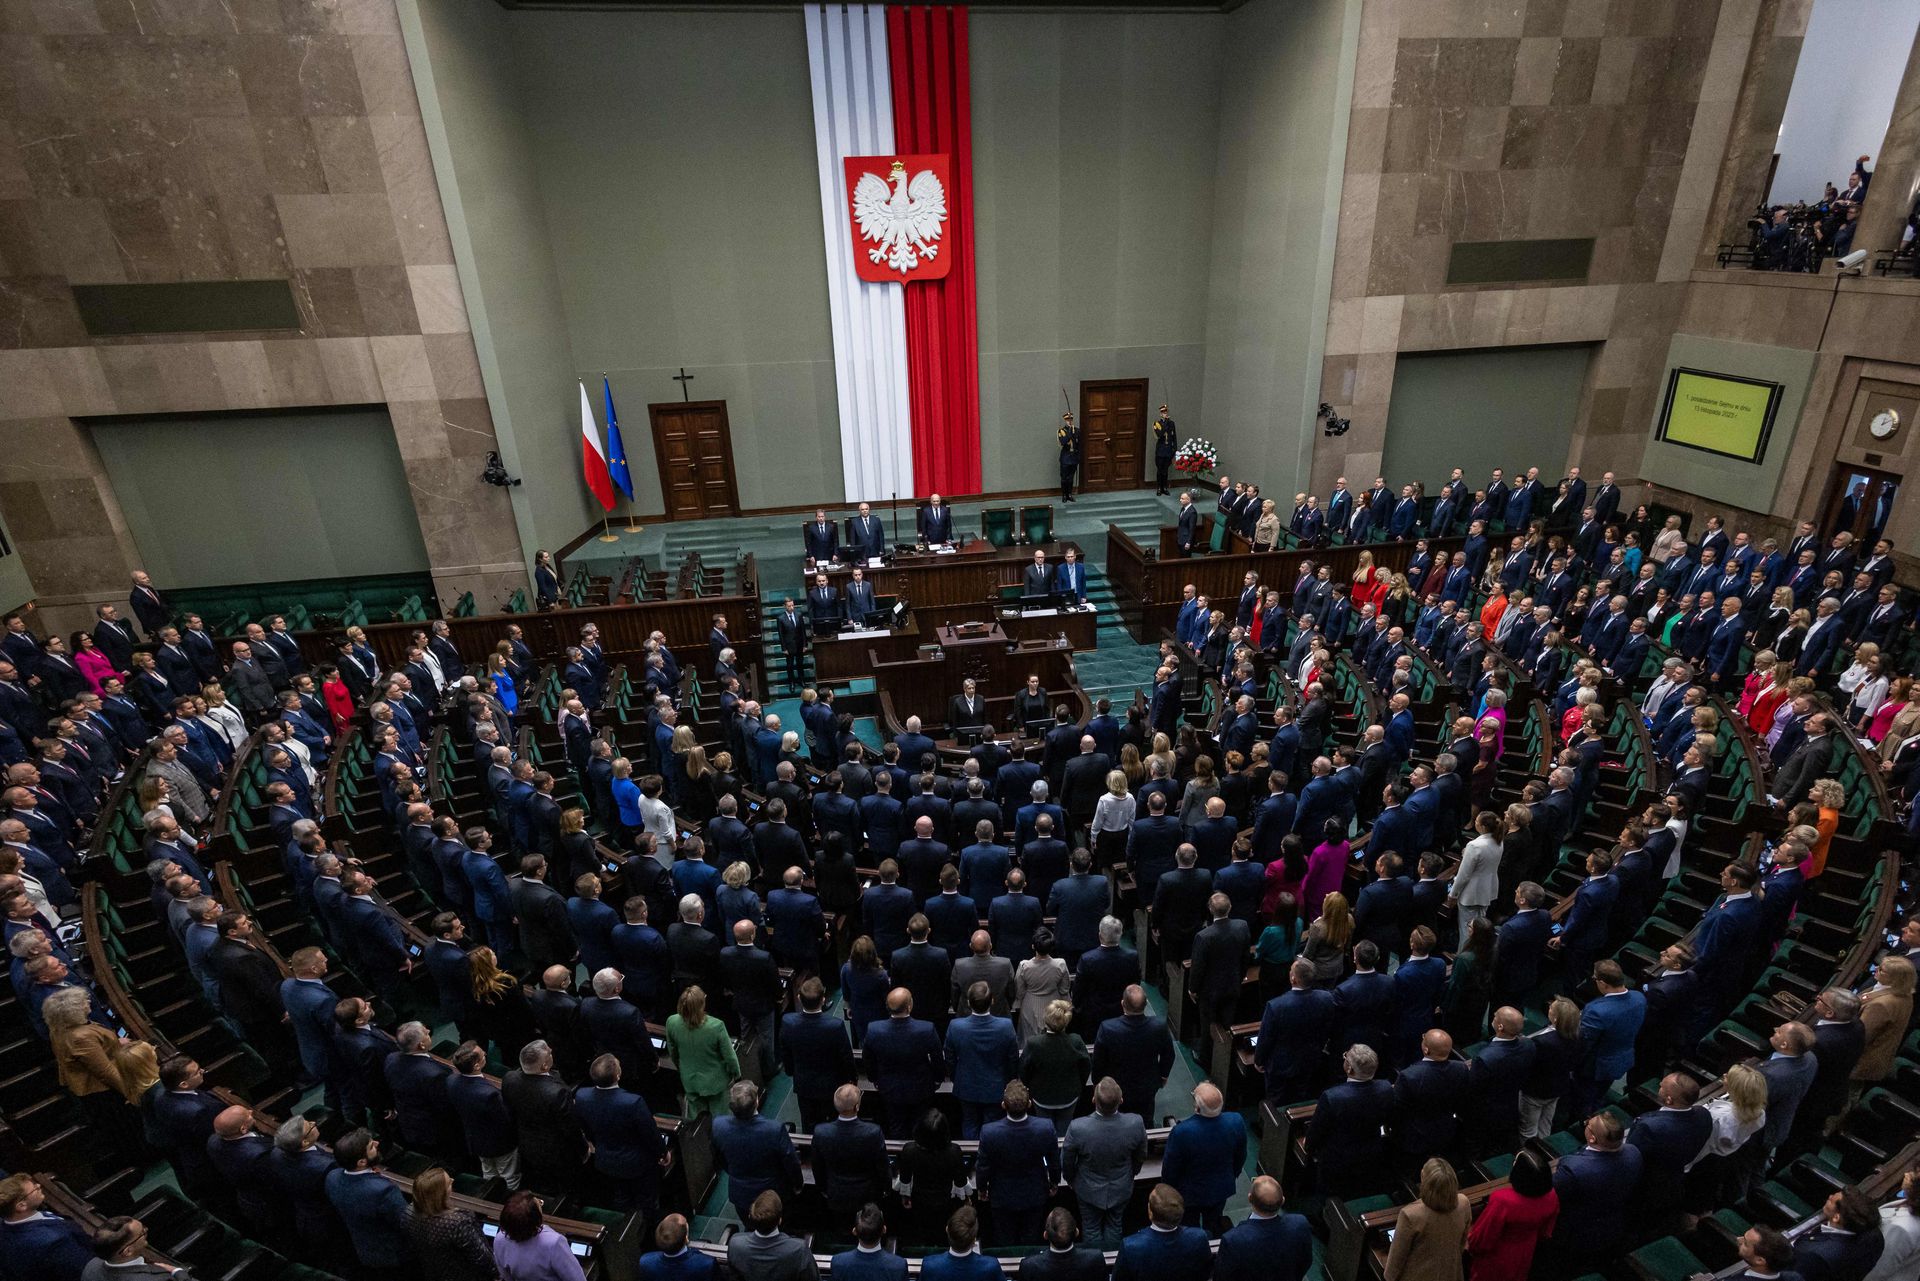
932,545,958,555
837,627,889,639
867,557,884,568
1014,605,1095,619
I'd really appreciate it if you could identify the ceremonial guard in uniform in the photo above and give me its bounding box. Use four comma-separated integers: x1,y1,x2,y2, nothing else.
1058,413,1081,502
1153,406,1177,494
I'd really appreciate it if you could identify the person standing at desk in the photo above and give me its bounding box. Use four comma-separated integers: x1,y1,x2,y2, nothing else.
808,574,842,629
951,680,988,735
1055,549,1087,605
1023,552,1052,598
1011,676,1049,731
845,568,877,625
851,502,887,562
1153,406,1177,494
1058,413,1081,503
920,494,954,546
1176,492,1199,555
804,509,840,566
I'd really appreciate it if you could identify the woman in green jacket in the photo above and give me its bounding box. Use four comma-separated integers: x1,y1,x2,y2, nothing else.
665,985,739,1117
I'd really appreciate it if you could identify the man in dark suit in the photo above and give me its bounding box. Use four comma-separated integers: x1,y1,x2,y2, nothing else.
1175,492,1200,555
1306,1044,1396,1199
772,597,807,688
803,508,841,563
1791,1187,1887,1281
1150,845,1213,965
145,1056,225,1203
919,495,954,545
1547,1111,1644,1265
1021,1207,1113,1281
1059,736,1111,839
1161,1081,1245,1232
890,913,953,1029
512,854,575,975
323,1128,415,1276
1786,988,1866,1159
1114,1184,1212,1281
1070,915,1136,1034
1465,1006,1536,1156
1331,940,1394,1061
446,1042,520,1187
580,967,659,1090
811,1083,890,1230
1392,1029,1469,1173
711,1080,803,1222
1216,1176,1313,1281
502,1040,589,1188
1092,985,1176,1121
1492,882,1551,1010
859,988,945,1137
1254,958,1335,1106
720,920,782,1079
383,1022,460,1157
945,981,1020,1138
1625,1072,1712,1227
848,501,887,562
574,1053,667,1213
777,978,854,1131
977,1080,1061,1246
528,966,592,1081
207,913,294,1070
1188,893,1250,1033
200,1118,274,1229
860,862,916,960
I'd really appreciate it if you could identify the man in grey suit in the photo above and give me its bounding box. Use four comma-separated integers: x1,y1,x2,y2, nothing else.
725,1191,819,1281
1062,1077,1148,1250
224,642,276,717
1736,1021,1819,1200
81,1216,198,1281
951,930,1014,1016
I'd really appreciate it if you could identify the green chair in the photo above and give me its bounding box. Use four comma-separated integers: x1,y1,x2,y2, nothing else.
1208,517,1228,552
1020,505,1053,545
981,508,1016,548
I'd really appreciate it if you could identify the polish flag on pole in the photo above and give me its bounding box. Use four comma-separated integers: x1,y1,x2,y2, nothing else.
579,380,616,511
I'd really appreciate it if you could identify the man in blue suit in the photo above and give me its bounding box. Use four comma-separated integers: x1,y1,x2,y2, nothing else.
1291,757,1342,837
1489,883,1551,1014
461,832,515,954
1054,548,1088,604
946,982,1021,1137
1307,1044,1397,1198
1216,1176,1312,1281
575,1053,666,1212
989,869,1045,965
832,1204,909,1281
384,1022,460,1157
1625,1073,1712,1225
1548,1111,1644,1265
1113,1184,1212,1281
1048,850,1112,968
324,1128,416,1275
711,1080,803,1222
863,988,946,1137
639,1216,717,1281
0,1174,94,1277
1161,1081,1245,1231
1331,940,1394,1060
1692,862,1763,1030
1553,851,1621,995
1255,959,1336,1105
1574,960,1646,1115
977,1080,1060,1247
1792,1187,1888,1281
860,861,917,959
278,947,338,1097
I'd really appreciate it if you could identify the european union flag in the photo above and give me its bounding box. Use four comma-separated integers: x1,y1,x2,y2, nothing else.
602,376,633,499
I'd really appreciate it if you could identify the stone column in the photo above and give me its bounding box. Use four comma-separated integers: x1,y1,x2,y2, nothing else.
1855,30,1920,257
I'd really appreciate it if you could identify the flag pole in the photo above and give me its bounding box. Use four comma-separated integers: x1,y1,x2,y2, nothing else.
598,514,618,543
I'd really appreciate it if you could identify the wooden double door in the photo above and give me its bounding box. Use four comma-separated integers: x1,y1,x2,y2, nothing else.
1077,378,1148,491
649,400,740,520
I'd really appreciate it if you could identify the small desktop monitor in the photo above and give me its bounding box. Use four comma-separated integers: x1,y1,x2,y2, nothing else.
954,725,986,747
997,583,1025,604
1023,718,1051,738
811,617,843,638
1020,592,1057,611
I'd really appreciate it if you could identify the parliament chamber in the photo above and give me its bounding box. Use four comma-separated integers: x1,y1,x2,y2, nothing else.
1,2,1920,1281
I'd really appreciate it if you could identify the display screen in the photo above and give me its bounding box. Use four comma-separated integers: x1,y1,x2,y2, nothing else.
1655,368,1782,462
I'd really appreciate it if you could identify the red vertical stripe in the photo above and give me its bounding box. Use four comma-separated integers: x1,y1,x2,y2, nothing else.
888,5,981,497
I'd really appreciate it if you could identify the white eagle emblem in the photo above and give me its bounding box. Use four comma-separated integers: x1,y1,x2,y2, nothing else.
852,160,947,275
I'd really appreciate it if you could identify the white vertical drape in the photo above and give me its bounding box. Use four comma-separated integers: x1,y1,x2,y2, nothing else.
805,3,914,502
